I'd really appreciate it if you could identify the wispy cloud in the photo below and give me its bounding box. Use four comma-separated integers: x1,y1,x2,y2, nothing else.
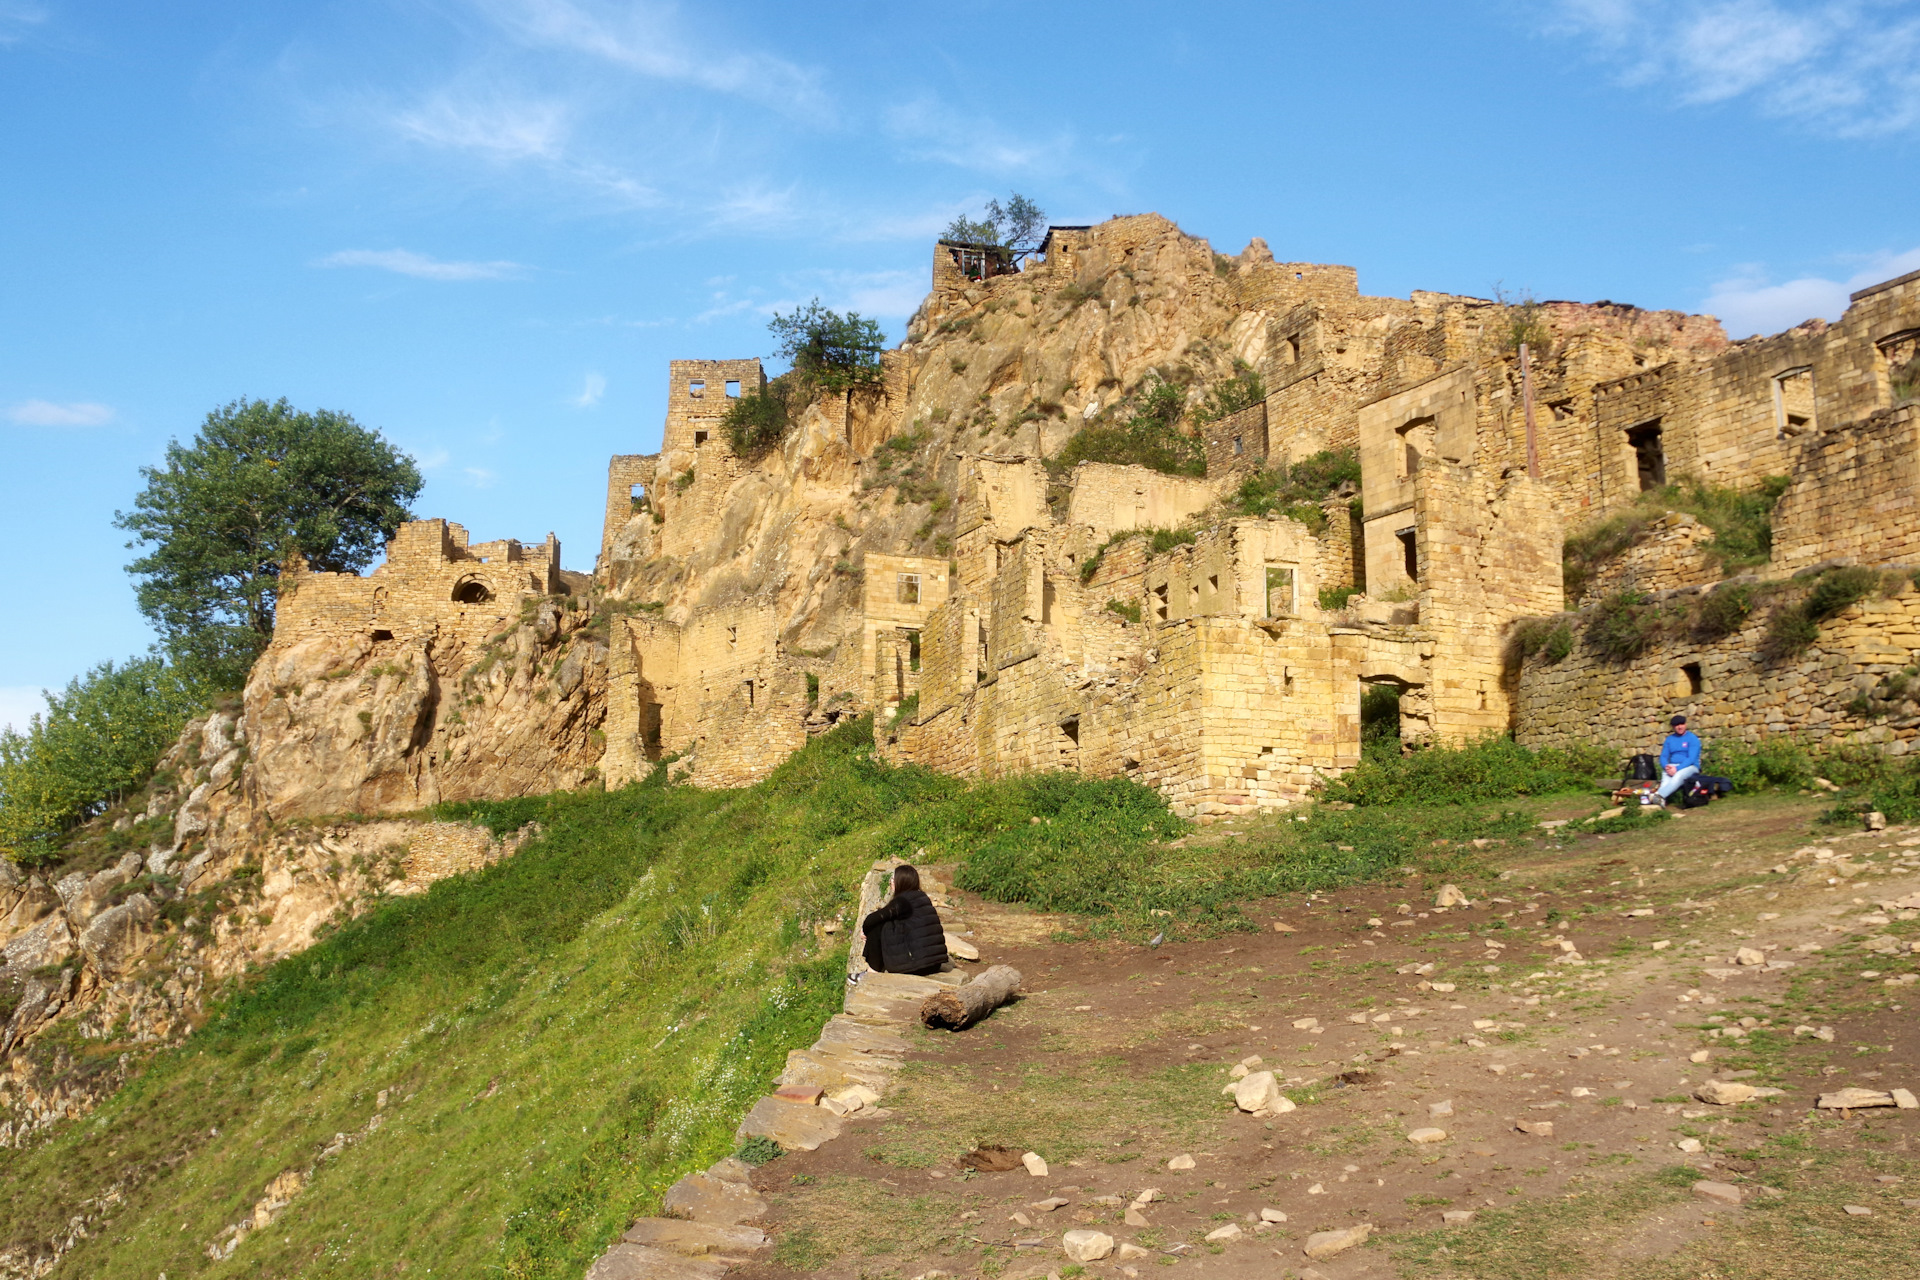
571,372,606,407
473,0,832,119
7,399,115,426
1550,1,1920,135
387,88,659,206
1702,246,1920,337
317,248,527,281
885,96,1073,174
0,3,46,48
464,466,499,488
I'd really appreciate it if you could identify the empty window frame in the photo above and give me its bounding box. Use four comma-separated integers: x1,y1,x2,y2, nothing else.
693,429,709,446
1395,527,1418,583
1233,435,1245,456
906,629,922,673
1626,420,1665,491
1265,565,1296,617
1681,661,1703,696
1153,582,1170,621
897,572,922,605
1395,416,1436,479
725,380,741,398
1879,330,1920,403
688,380,706,397
1772,366,1816,437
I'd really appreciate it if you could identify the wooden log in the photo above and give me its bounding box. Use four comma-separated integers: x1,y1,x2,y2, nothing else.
920,965,1022,1031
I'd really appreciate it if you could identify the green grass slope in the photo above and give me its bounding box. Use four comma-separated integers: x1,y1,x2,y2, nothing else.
1,721,1187,1279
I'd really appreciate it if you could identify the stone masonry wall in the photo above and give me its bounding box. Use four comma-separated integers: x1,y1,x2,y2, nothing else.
1514,579,1920,758
1772,406,1920,574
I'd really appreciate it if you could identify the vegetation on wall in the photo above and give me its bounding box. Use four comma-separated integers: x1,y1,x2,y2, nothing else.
0,656,213,864
1220,447,1361,533
942,193,1047,261
1561,475,1791,602
1760,566,1889,660
1194,360,1266,423
115,397,422,689
723,378,793,458
1077,524,1197,583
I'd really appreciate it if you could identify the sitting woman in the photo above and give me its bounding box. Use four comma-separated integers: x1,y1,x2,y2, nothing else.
861,864,949,976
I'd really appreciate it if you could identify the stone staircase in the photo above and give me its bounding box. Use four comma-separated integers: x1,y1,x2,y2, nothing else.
584,861,970,1280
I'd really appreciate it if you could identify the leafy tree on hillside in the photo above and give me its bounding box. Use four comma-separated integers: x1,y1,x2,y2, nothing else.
943,193,1048,260
0,655,209,862
767,300,887,392
115,398,422,687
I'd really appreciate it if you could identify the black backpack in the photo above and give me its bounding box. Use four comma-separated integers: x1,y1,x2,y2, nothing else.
1622,754,1659,786
1680,775,1719,809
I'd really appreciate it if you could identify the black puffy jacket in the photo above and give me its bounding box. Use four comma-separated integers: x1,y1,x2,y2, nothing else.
862,889,948,975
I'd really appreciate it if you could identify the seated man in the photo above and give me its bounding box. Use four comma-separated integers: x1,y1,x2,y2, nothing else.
1647,714,1702,807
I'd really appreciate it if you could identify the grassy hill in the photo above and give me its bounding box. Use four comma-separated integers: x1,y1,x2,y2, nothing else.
0,720,1206,1279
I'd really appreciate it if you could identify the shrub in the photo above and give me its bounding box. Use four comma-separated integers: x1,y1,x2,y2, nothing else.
723,381,792,457
1078,526,1196,583
1692,581,1755,640
1050,375,1204,478
1221,448,1361,533
1318,585,1360,611
1508,616,1574,666
1700,736,1815,792
1761,566,1883,661
1196,361,1266,423
768,300,885,392
1562,476,1791,600
1586,590,1666,662
1317,735,1615,807
1104,598,1141,625
1360,683,1402,760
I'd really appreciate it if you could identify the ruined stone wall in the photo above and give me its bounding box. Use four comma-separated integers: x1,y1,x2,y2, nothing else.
1066,463,1221,541
1204,401,1268,476
601,454,658,567
1772,406,1920,574
1513,580,1920,758
1416,465,1564,744
662,359,765,456
1579,512,1722,603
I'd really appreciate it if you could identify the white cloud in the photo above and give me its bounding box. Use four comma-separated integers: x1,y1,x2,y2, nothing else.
1702,246,1920,337
0,3,46,47
393,91,571,162
571,372,606,407
317,248,527,281
885,96,1073,174
1550,1,1920,135
475,0,832,119
0,686,47,736
7,399,115,426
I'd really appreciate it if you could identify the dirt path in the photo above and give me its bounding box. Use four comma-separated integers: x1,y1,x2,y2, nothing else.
733,796,1920,1280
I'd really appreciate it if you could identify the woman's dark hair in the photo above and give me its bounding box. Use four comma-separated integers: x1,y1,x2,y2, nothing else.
892,864,921,895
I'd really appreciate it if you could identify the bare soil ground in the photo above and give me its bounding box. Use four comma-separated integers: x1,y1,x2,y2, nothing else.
735,794,1920,1280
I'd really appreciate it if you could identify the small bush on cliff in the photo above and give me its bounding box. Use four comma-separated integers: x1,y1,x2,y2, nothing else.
1692,580,1757,639
1051,375,1204,478
768,299,886,393
0,654,211,865
1195,360,1266,423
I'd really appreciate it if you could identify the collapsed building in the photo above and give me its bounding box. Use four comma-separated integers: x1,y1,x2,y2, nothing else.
263,215,1920,817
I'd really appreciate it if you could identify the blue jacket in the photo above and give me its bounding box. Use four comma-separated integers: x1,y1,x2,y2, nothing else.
1660,730,1702,772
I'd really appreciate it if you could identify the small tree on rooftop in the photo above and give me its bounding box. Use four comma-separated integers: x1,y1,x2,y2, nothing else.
943,193,1048,261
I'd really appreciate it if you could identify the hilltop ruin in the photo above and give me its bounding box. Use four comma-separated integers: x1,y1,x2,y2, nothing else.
256,213,1920,817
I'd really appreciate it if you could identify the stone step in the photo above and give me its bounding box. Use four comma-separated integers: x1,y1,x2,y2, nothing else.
815,1014,909,1056
584,1243,729,1280
778,1046,901,1092
734,1094,845,1151
661,1173,768,1226
620,1218,768,1260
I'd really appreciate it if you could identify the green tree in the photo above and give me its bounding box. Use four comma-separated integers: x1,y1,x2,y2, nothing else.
115,399,421,686
943,193,1048,259
0,655,210,863
767,300,887,392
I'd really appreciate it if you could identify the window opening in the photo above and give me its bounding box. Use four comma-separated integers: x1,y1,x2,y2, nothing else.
1682,661,1703,696
629,483,648,514
1058,716,1081,771
1284,335,1301,364
370,629,393,642
725,380,741,398
1233,435,1244,456
1880,330,1920,402
1154,582,1170,621
897,572,921,605
744,679,754,707
907,629,921,673
1396,416,1435,479
1190,582,1200,611
1041,575,1055,625
727,625,737,651
452,579,493,604
1549,399,1576,422
639,700,663,761
1626,420,1665,490
1266,565,1296,617
688,380,705,397
1772,367,1816,437
1396,528,1418,583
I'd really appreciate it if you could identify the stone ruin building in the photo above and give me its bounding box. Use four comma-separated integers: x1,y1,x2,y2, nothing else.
261,214,1920,816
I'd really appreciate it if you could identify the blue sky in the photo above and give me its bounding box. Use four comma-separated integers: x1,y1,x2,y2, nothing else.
4,0,1918,730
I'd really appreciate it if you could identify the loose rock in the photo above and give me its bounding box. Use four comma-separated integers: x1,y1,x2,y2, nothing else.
1062,1230,1114,1262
